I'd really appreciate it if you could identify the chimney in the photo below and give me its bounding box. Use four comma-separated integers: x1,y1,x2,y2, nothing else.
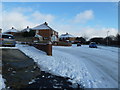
27,26,29,28
44,22,48,26
12,27,14,29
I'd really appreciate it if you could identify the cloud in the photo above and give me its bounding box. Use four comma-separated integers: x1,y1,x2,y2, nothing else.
54,24,118,39
32,11,55,23
2,11,36,31
1,7,36,31
79,27,118,39
2,8,55,32
11,7,33,13
1,6,117,39
73,10,94,23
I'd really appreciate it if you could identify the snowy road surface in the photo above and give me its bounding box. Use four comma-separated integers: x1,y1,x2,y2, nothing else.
53,45,118,88
17,44,119,88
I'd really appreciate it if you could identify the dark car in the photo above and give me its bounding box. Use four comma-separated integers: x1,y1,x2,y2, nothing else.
77,42,81,46
1,34,16,47
89,42,97,48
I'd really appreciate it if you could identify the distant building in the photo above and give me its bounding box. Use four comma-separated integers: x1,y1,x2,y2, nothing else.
4,27,19,35
32,22,58,42
59,33,76,42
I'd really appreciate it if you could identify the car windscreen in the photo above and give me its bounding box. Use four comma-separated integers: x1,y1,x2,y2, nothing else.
2,35,14,39
91,42,96,44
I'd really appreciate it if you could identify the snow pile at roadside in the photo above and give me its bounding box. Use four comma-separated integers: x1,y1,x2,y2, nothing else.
0,75,6,90
17,44,97,88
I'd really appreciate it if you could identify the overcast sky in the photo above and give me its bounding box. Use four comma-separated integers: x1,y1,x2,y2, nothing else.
1,2,118,38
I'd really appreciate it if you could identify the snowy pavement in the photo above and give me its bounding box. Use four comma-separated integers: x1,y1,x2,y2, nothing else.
0,47,18,49
16,44,119,88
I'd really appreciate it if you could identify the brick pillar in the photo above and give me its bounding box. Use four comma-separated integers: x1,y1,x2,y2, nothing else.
46,41,52,56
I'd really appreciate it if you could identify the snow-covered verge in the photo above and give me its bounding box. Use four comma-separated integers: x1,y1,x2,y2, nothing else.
16,44,98,88
0,75,6,90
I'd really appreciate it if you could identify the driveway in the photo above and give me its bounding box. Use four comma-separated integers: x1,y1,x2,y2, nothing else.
2,48,41,89
2,48,74,89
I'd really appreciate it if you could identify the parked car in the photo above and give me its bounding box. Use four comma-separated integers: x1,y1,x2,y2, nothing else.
89,42,97,48
1,34,16,47
77,42,81,46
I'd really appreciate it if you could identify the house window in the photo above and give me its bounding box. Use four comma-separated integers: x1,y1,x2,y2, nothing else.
51,35,57,41
53,31,55,35
36,30,39,34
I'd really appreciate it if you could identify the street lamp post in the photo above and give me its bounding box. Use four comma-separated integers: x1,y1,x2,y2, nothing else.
107,30,109,46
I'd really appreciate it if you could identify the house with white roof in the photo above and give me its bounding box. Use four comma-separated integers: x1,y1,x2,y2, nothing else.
59,33,76,42
4,27,19,35
32,22,58,42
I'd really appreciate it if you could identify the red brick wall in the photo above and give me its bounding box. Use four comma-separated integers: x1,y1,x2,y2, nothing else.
33,43,52,56
37,29,58,41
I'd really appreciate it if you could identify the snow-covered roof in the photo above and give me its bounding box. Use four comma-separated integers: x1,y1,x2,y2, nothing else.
21,26,31,32
60,33,75,38
5,27,18,33
32,22,53,30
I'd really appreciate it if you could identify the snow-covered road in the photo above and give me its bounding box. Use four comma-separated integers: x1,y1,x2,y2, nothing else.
17,44,119,88
53,45,119,88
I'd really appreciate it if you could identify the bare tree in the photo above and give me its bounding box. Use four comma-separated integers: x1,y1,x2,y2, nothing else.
82,34,89,41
